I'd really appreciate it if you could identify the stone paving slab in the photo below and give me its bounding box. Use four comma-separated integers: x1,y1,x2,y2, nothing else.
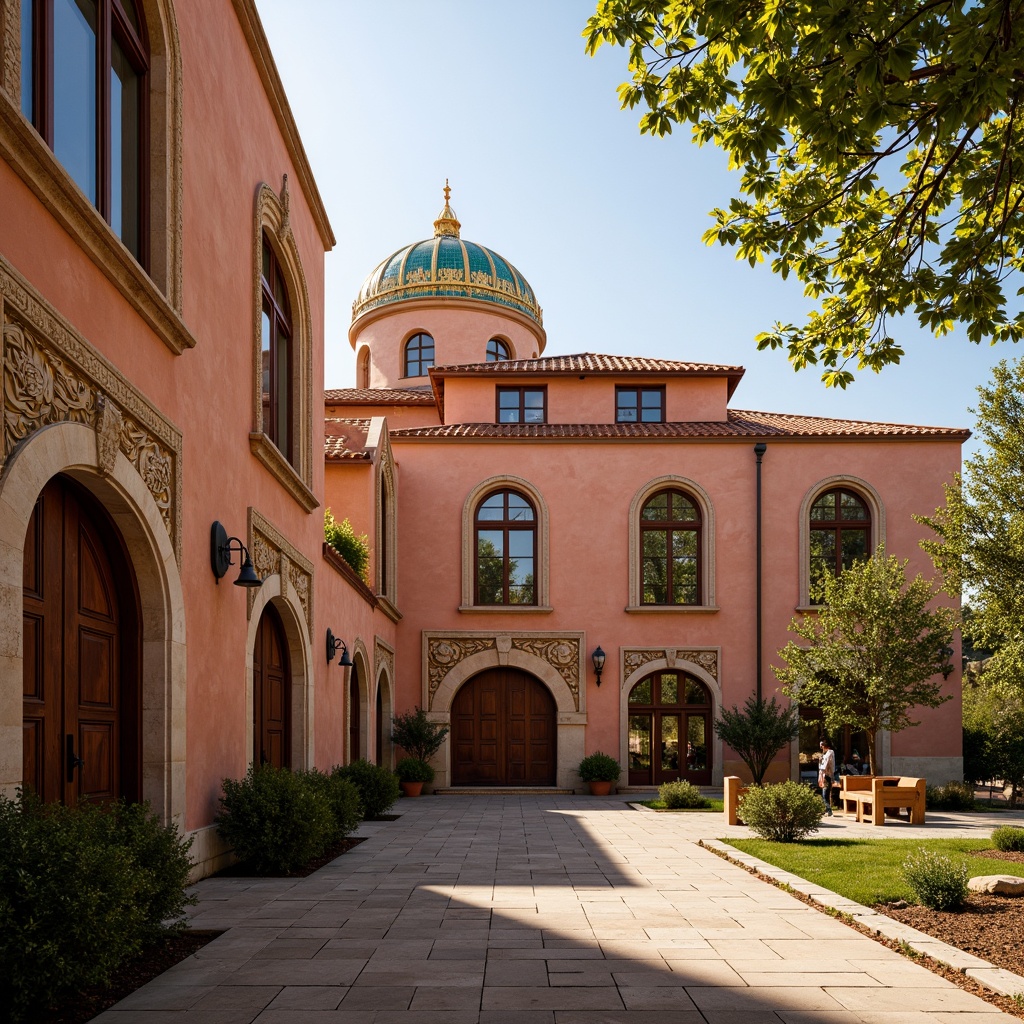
92,794,1024,1022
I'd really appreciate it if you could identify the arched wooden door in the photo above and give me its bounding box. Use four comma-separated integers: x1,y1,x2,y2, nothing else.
22,475,140,805
452,668,556,786
253,604,290,768
627,671,712,786
349,664,361,762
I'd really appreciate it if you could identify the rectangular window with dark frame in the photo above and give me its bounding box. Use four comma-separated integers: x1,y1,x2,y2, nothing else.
616,386,665,423
497,387,547,424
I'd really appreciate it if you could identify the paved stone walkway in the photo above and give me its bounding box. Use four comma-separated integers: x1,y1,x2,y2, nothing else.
95,795,1023,1023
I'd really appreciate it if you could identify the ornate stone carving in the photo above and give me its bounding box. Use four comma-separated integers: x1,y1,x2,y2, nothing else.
0,283,182,562
95,394,123,475
246,507,314,637
375,639,394,685
3,0,20,100
512,637,580,708
427,637,496,708
623,647,719,682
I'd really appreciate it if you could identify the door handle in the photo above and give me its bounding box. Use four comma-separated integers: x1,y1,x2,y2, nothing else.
66,734,85,783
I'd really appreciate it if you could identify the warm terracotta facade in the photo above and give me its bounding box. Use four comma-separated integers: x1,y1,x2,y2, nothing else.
2,3,965,882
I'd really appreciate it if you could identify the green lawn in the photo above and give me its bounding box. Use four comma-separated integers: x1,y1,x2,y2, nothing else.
724,837,999,906
640,799,724,812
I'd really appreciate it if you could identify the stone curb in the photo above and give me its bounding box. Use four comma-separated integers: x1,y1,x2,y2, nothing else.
702,838,1024,999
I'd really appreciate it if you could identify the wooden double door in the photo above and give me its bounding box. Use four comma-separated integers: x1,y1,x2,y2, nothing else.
22,476,140,805
451,668,556,786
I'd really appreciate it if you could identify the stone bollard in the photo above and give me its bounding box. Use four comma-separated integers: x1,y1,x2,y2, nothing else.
724,776,749,825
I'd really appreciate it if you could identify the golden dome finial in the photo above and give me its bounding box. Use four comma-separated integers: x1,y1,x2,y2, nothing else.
433,180,461,238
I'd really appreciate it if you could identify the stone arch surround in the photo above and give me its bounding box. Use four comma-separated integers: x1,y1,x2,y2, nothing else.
619,648,724,787
0,421,186,824
423,631,587,790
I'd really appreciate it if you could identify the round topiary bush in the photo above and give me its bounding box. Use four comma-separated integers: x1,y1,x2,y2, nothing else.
738,781,825,841
902,849,969,910
992,825,1024,852
395,757,435,784
333,759,401,819
577,752,621,782
658,779,711,809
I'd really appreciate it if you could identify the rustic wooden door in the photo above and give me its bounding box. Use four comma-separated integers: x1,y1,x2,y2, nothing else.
253,604,290,768
451,668,556,786
22,476,140,804
349,665,361,762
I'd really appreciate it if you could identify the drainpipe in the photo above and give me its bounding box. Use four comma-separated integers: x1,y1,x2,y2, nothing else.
754,443,767,701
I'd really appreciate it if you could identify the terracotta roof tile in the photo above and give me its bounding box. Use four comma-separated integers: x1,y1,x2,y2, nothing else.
430,352,745,376
325,387,435,404
324,417,372,460
389,409,969,441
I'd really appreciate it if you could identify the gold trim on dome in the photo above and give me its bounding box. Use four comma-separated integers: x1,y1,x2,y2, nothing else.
433,178,461,238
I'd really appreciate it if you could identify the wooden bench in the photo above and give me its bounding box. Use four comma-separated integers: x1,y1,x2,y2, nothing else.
840,775,925,825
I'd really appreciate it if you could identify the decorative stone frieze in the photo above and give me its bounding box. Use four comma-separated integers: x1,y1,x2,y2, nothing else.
623,647,719,682
246,507,314,636
1,262,183,561
427,636,497,708
511,637,579,707
375,638,394,684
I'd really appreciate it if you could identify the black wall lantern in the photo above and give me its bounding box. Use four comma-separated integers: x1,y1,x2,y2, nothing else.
210,522,263,588
327,628,352,668
939,645,955,680
592,645,606,686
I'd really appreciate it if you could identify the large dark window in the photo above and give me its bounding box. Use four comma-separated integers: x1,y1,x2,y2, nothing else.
22,0,148,262
809,487,870,599
616,386,665,423
261,234,293,460
640,489,701,605
497,387,546,424
403,332,434,377
475,490,536,605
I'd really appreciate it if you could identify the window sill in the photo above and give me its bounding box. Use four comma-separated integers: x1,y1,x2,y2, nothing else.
376,594,403,623
458,605,554,614
624,605,720,614
249,433,319,512
795,605,823,613
0,97,195,355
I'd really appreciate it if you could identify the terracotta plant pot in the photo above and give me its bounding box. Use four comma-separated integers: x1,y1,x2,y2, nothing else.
588,781,613,796
400,781,423,798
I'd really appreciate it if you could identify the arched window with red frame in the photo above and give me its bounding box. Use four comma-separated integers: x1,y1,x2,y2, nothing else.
22,0,149,262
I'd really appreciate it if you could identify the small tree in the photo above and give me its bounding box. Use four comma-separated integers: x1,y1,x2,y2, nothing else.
714,694,799,785
324,508,370,583
774,545,955,771
390,706,449,764
962,662,1024,807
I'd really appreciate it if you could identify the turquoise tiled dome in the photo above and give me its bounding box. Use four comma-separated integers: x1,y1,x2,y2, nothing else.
352,189,542,328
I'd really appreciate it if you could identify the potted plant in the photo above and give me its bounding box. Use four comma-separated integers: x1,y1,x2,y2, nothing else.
578,751,621,795
395,757,434,797
391,706,450,793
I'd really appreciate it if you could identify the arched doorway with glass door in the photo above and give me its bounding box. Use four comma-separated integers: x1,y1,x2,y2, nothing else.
627,670,712,786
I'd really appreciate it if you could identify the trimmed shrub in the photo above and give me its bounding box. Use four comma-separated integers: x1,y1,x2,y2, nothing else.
902,849,969,910
992,825,1024,852
578,752,622,782
216,762,336,874
395,757,435,784
324,508,370,582
334,759,401,819
658,779,711,809
0,792,194,1022
738,781,825,841
391,706,449,763
304,768,363,843
926,781,976,811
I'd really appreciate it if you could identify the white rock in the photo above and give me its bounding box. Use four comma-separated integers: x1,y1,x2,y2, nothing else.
967,874,1024,895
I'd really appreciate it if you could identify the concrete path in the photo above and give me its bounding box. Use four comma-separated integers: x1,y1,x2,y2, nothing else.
94,795,1024,1023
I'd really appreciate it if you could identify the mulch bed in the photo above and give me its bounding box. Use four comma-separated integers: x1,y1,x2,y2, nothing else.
31,929,222,1024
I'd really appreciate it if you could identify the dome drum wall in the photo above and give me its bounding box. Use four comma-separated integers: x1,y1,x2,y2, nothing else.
354,305,543,391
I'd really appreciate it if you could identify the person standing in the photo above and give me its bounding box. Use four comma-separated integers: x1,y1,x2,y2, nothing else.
818,739,836,816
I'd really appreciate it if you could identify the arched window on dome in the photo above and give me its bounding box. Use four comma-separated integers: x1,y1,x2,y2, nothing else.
487,338,511,362
403,333,434,377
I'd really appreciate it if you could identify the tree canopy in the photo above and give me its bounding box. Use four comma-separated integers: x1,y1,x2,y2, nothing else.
584,1,1024,387
773,546,955,770
713,694,799,784
919,357,1024,691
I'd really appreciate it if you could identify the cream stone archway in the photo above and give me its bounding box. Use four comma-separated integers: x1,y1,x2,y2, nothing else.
619,648,724,787
374,653,395,768
246,578,314,771
0,421,186,823
347,641,371,763
423,631,586,789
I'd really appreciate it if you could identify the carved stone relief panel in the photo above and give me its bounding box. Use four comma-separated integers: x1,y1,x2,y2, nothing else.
375,639,394,686
427,636,497,709
512,637,579,708
623,647,719,683
246,507,314,637
1,261,183,562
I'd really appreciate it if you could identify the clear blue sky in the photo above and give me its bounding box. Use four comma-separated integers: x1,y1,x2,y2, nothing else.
254,0,1015,457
